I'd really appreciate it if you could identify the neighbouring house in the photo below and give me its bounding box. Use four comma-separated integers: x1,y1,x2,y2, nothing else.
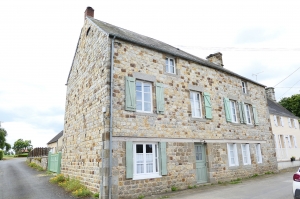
47,130,63,153
266,87,300,169
62,7,278,199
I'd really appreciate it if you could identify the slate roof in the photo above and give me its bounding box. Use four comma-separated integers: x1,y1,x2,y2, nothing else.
47,131,63,145
267,98,299,119
68,17,266,88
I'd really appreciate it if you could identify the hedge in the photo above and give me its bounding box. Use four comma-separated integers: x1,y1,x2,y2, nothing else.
0,150,3,160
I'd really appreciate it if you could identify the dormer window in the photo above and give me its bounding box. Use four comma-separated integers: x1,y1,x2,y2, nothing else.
165,58,176,74
242,81,247,94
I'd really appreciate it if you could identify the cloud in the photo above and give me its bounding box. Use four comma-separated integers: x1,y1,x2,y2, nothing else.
235,28,282,44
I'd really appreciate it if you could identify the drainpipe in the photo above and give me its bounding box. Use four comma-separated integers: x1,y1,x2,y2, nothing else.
108,35,116,199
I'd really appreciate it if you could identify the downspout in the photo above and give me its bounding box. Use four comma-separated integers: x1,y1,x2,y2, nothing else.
109,35,116,199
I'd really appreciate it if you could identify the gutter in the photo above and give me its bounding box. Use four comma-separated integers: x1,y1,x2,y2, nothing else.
108,35,116,199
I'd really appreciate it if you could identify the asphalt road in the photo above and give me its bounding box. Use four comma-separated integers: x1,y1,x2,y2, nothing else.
146,168,296,199
0,158,79,199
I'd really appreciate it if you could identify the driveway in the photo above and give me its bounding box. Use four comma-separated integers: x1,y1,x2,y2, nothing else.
0,158,81,199
145,168,295,199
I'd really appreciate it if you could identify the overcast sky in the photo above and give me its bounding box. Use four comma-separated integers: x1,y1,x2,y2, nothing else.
1,0,300,148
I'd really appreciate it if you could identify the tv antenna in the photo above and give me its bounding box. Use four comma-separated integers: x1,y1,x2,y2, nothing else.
252,71,264,81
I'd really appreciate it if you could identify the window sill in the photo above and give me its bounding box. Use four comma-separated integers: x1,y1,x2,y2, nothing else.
134,112,157,117
164,72,179,78
230,122,240,126
133,174,162,180
190,117,207,122
228,165,239,170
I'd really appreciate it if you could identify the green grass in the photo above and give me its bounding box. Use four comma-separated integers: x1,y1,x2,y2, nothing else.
171,186,178,191
27,162,45,171
251,174,259,178
229,178,242,184
50,174,92,197
3,155,15,160
137,195,145,199
265,171,274,175
93,193,99,198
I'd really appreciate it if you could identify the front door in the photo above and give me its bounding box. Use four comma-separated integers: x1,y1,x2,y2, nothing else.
195,143,207,183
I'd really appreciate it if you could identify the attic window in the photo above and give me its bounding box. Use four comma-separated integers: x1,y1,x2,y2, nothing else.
86,27,91,36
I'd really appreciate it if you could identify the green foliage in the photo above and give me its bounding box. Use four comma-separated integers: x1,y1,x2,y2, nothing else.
251,174,258,178
13,139,33,154
279,94,300,118
17,153,28,157
0,150,3,160
93,193,99,198
171,186,178,191
188,185,193,189
0,128,8,150
50,174,92,198
265,171,274,175
137,195,145,199
28,162,44,171
229,178,242,184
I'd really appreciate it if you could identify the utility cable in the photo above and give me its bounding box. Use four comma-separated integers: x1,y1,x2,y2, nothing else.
279,79,300,99
274,66,300,87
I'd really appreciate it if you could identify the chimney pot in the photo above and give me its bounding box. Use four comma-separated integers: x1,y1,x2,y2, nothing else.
266,87,276,101
206,52,223,67
84,7,94,21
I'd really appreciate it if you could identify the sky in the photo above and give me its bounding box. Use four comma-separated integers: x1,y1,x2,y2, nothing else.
0,0,300,148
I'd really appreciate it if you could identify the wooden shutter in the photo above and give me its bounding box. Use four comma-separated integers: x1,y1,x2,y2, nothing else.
238,102,245,124
288,118,292,128
273,115,278,126
125,76,136,111
252,105,259,125
159,142,167,175
274,134,279,149
223,97,231,122
280,117,284,127
294,119,298,129
204,92,212,119
126,141,133,178
156,83,165,114
293,136,298,148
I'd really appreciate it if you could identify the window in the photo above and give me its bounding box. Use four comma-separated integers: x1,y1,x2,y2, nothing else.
276,116,283,127
244,104,252,124
273,115,278,126
242,81,247,94
230,100,238,123
133,143,159,179
255,144,262,163
288,118,293,128
241,144,251,165
136,81,152,113
165,57,176,74
227,144,239,166
190,91,203,118
294,119,298,129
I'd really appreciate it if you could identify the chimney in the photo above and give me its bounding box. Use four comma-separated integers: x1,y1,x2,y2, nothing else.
206,52,223,67
266,87,276,101
84,7,94,20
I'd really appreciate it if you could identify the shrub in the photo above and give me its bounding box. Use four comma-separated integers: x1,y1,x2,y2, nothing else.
171,186,177,191
50,174,66,184
0,150,3,160
93,193,99,198
28,162,44,171
18,153,28,157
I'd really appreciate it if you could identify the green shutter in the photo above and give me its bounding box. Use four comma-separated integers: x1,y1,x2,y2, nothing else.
47,151,51,171
239,102,246,124
125,77,136,111
159,142,167,175
57,152,62,174
223,97,231,122
156,83,165,114
252,105,259,125
126,141,133,178
204,92,212,119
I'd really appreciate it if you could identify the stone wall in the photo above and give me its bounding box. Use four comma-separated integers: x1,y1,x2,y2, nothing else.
27,156,48,170
61,17,111,194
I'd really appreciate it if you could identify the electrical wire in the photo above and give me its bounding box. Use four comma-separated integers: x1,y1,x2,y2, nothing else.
177,46,300,52
279,79,300,99
273,66,300,87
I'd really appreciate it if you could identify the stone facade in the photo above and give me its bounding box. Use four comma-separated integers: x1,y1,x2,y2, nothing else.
62,16,278,199
27,156,48,170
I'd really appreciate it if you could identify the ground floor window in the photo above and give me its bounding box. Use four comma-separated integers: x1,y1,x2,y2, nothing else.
255,144,262,163
241,144,251,165
227,143,239,167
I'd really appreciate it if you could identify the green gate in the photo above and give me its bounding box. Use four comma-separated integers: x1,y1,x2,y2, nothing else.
47,152,62,174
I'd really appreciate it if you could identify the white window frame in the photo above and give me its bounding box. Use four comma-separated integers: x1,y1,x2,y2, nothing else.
241,144,251,165
136,81,153,113
227,143,239,167
279,116,284,127
190,91,203,118
242,81,247,94
294,119,298,129
288,118,292,128
255,144,262,163
244,104,252,124
229,100,238,123
273,115,278,126
133,142,160,180
165,57,176,74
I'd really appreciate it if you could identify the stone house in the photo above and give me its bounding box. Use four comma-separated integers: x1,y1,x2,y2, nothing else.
62,7,278,199
47,130,63,153
266,87,300,169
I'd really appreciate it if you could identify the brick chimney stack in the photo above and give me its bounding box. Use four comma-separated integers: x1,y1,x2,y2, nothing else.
266,87,276,101
84,7,94,20
206,52,224,67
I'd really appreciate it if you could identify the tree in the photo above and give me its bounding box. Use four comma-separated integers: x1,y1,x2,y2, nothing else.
13,139,33,154
5,143,11,152
279,94,300,118
0,128,8,150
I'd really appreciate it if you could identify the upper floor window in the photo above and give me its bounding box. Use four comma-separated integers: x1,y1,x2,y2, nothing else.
242,81,247,94
136,81,152,113
190,91,203,118
244,104,252,124
165,58,176,74
230,100,238,123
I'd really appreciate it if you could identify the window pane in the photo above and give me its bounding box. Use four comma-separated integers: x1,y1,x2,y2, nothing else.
144,102,151,112
136,145,143,153
146,144,152,153
144,93,151,102
136,91,142,101
136,82,142,91
170,59,174,66
144,84,151,92
136,101,142,111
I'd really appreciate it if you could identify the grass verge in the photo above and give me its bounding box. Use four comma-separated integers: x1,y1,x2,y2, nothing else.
27,162,45,171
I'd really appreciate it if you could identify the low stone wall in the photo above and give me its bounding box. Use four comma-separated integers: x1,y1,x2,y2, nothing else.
278,160,300,170
27,156,48,170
